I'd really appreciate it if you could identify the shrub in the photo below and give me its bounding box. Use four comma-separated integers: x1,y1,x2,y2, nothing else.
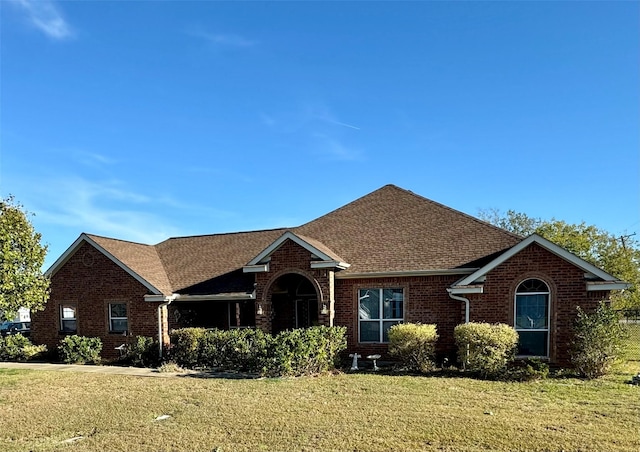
169,328,206,368
454,322,518,378
267,326,347,377
124,336,159,368
388,323,438,373
507,358,550,382
0,334,47,361
571,303,627,379
170,326,347,376
58,335,102,364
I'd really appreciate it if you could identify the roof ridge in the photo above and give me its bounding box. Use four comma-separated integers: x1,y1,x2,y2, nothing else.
85,233,153,247
158,227,291,244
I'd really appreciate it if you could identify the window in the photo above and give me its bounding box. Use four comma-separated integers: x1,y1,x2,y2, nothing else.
358,288,403,342
514,279,549,357
60,305,77,333
228,301,256,328
109,303,128,333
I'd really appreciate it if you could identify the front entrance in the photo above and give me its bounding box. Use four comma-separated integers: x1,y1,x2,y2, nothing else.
270,273,319,334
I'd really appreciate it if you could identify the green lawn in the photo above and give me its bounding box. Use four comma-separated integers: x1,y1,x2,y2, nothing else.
1,367,638,452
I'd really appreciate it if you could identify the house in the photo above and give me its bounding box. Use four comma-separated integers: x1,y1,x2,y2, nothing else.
31,185,628,365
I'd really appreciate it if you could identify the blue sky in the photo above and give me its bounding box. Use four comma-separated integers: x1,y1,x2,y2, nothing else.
1,1,638,268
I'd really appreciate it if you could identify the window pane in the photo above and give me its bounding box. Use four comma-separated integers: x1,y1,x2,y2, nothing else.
518,331,547,356
62,306,76,319
111,318,128,332
382,321,401,342
358,289,380,320
515,294,548,329
110,304,127,318
61,319,77,333
382,289,403,319
359,321,380,342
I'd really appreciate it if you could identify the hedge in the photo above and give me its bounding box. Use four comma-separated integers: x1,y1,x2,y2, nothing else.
454,322,518,378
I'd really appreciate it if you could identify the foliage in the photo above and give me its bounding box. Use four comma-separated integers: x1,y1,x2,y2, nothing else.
0,333,47,361
57,335,102,364
479,208,640,310
570,302,628,379
506,358,549,382
388,323,438,373
0,196,50,321
124,336,159,368
169,326,347,376
454,322,519,378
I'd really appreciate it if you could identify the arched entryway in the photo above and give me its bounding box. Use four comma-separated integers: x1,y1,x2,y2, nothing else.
269,273,319,334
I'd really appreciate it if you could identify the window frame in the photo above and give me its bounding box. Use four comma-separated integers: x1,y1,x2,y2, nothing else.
358,288,404,343
514,279,550,358
59,304,77,333
108,303,128,333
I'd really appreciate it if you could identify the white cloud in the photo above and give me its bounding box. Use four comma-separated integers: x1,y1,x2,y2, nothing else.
187,29,256,48
9,0,72,40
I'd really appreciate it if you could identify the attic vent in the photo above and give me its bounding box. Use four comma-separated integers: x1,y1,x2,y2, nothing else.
82,251,95,267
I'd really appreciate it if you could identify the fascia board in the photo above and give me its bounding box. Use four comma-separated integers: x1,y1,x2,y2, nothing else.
47,234,162,295
246,231,348,267
455,234,624,287
335,268,476,280
586,282,631,291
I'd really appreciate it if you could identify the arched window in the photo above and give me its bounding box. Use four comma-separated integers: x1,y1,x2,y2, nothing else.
514,279,550,357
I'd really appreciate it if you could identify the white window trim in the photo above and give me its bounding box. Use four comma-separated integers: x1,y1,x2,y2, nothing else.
109,303,128,332
514,281,550,358
60,304,77,333
358,288,404,343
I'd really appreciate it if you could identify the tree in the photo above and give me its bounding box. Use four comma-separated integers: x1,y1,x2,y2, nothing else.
479,209,640,310
0,196,50,321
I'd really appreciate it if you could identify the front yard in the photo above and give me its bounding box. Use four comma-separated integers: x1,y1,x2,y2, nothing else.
1,366,638,452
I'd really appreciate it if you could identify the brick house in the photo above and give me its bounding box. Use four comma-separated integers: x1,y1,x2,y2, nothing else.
32,185,628,364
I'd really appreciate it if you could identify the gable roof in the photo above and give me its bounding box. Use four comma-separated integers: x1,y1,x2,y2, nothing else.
451,234,629,291
295,185,522,274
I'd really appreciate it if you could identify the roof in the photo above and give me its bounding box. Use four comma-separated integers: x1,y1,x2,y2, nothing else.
51,184,619,296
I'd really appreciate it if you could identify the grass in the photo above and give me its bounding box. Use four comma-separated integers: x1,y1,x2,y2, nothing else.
0,366,638,452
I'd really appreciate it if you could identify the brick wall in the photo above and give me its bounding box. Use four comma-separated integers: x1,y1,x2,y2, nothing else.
467,242,608,366
31,241,159,360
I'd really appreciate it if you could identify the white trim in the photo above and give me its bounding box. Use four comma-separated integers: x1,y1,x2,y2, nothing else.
448,286,484,294
587,282,630,291
336,268,477,280
245,231,350,269
455,234,624,287
243,263,270,273
46,234,162,295
514,279,550,358
310,261,350,270
159,293,255,302
108,303,128,333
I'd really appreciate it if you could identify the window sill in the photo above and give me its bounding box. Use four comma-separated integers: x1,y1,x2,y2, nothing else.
58,331,77,335
108,331,128,335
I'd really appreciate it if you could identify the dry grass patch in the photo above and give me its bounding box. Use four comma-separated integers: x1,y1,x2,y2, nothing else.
0,367,638,451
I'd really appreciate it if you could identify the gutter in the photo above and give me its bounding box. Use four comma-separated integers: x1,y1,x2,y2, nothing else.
447,289,470,324
158,294,179,359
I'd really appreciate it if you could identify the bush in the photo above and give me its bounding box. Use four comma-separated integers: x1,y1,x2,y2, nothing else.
267,326,347,377
454,322,518,378
124,336,159,368
571,303,627,379
388,323,438,373
169,326,347,376
58,335,102,364
506,358,549,382
0,334,47,361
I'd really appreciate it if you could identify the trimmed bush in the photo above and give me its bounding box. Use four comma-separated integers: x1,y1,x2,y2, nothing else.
0,334,47,361
169,326,347,376
124,336,159,368
454,322,518,378
58,335,102,364
388,323,438,373
571,303,627,379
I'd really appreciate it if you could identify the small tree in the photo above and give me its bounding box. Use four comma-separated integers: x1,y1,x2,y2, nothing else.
571,303,627,379
0,196,50,320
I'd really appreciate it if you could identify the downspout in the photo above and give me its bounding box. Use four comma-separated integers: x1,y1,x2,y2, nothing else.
447,290,470,324
158,294,179,359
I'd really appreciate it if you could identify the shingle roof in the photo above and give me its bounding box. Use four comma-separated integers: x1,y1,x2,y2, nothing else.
69,185,523,294
295,185,521,274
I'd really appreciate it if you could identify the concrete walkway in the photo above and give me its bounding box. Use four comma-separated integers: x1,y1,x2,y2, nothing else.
0,361,185,378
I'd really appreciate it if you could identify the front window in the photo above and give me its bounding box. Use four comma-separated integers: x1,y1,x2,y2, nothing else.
60,305,77,333
228,301,256,328
109,303,128,333
515,279,549,356
359,288,403,342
